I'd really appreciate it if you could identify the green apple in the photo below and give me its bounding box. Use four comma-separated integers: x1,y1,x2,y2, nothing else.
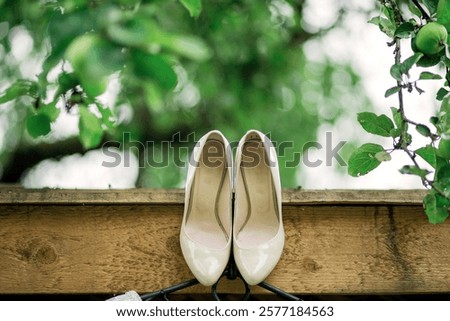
415,22,448,55
438,139,450,159
412,35,444,67
411,36,419,52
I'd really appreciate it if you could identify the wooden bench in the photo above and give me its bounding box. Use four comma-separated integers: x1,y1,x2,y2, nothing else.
1,187,449,298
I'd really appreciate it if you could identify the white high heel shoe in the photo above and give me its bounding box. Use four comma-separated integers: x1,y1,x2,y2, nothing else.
233,130,284,285
180,130,233,286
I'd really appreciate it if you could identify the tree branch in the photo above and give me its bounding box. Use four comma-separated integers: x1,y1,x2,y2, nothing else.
392,38,446,197
412,0,431,20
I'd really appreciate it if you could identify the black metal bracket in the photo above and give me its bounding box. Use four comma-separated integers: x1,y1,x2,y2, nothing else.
140,257,301,301
211,257,251,300
140,279,200,301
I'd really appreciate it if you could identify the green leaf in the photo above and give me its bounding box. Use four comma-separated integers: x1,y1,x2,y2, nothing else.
430,116,439,126
436,97,450,135
81,77,109,98
438,138,450,158
368,16,381,26
348,143,384,177
144,82,164,113
96,104,115,129
42,51,64,78
375,150,392,162
415,145,437,168
443,56,450,68
404,133,413,145
66,33,125,79
378,17,396,37
107,15,211,61
416,124,432,137
357,112,395,137
399,165,430,177
48,10,94,51
79,105,103,149
437,0,450,33
417,53,441,67
55,72,79,98
419,71,442,80
423,191,449,224
436,87,449,101
390,107,404,129
382,6,396,26
45,10,95,76
436,190,450,206
26,114,52,138
441,96,450,113
390,64,403,81
391,105,412,145
179,0,202,17
106,18,161,48
66,34,124,97
400,53,423,74
131,50,177,90
407,2,423,17
435,157,450,194
436,164,450,184
114,0,141,7
435,151,448,167
38,102,60,122
159,35,212,61
385,86,400,98
394,22,415,38
0,80,38,104
389,128,402,137
423,0,439,15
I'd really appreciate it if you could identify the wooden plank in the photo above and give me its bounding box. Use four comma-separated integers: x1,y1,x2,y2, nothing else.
282,189,427,205
0,187,185,205
277,205,450,294
0,187,426,205
0,188,448,295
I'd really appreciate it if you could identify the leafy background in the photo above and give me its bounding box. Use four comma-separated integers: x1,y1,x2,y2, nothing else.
0,0,444,197
346,0,450,223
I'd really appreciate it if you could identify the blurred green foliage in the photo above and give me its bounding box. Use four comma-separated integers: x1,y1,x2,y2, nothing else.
0,0,373,188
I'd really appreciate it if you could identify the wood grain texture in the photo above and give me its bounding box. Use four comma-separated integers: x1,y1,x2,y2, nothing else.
0,187,426,205
0,188,448,295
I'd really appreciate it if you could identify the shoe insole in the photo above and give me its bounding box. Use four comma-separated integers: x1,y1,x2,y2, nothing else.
185,139,230,250
236,140,279,247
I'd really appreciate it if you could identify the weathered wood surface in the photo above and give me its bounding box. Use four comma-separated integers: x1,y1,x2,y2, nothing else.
0,186,427,205
1,187,449,295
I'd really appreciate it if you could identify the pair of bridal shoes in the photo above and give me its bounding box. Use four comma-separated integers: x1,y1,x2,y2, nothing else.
180,129,284,286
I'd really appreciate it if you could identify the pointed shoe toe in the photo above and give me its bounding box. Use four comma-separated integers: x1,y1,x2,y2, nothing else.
180,232,231,286
233,129,284,285
234,229,284,285
180,130,233,286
